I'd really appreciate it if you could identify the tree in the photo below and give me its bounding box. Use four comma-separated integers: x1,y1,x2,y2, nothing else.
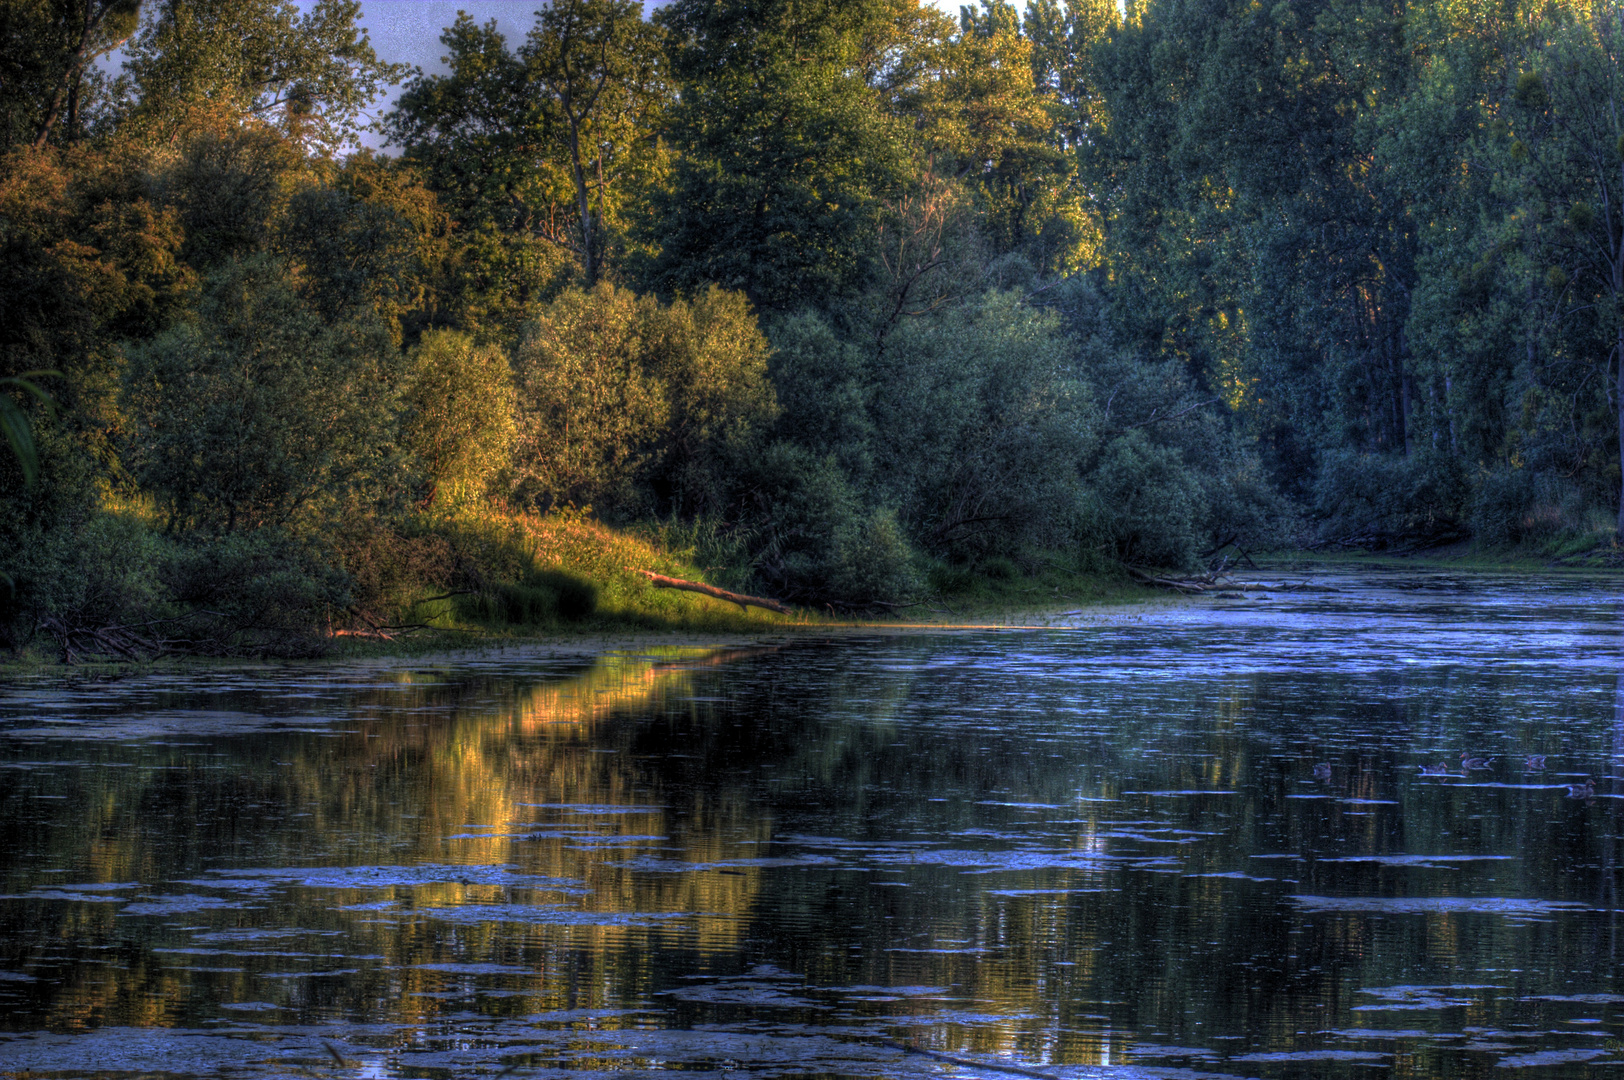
651,0,919,307
1,0,141,149
401,331,515,509
1503,7,1624,533
510,281,775,517
520,0,667,285
123,256,405,532
121,0,403,154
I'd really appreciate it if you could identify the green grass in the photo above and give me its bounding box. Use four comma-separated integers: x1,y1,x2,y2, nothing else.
399,506,831,636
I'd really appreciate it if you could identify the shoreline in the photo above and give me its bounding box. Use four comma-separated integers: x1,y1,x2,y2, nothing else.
6,553,1624,680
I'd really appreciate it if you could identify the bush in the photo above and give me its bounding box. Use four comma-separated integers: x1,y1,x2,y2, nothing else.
401,329,516,508
1470,468,1562,546
824,508,920,605
5,510,170,654
511,281,775,519
738,442,919,605
1082,430,1205,569
161,529,351,655
456,568,597,626
866,290,1093,560
1312,449,1467,546
122,255,406,533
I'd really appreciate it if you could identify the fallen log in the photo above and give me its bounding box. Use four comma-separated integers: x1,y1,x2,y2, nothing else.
634,570,793,615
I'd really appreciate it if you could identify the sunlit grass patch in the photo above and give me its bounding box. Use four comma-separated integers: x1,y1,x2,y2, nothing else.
416,506,819,634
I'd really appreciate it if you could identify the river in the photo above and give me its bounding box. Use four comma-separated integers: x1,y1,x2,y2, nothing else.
2,567,1623,1078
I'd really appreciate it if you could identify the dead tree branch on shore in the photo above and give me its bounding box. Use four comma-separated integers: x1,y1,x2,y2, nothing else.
634,570,793,615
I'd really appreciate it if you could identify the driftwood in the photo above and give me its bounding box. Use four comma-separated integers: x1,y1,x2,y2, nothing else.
1127,567,1339,595
634,570,793,615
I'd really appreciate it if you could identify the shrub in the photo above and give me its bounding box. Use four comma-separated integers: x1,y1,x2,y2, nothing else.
7,510,169,654
510,282,775,519
1312,449,1467,546
122,255,406,533
401,330,516,508
1470,468,1563,546
1082,430,1205,569
456,568,597,626
161,529,351,655
867,289,1093,561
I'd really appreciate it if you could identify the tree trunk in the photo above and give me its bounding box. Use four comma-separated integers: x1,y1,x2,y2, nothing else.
568,117,596,285
1616,320,1624,535
634,570,793,615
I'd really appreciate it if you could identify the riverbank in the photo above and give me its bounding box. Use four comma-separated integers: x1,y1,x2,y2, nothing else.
9,541,1622,677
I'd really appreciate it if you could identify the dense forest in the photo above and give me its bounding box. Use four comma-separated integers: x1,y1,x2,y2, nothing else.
3,0,1621,656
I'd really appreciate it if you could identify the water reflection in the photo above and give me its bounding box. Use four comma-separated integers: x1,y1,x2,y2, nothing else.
1,572,1624,1077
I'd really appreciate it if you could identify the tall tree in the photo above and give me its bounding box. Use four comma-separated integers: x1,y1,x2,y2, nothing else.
1503,5,1624,532
121,0,402,154
520,0,666,286
1,0,141,148
651,0,920,307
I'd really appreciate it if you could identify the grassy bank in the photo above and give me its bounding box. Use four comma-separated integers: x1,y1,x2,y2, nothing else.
2,500,1158,670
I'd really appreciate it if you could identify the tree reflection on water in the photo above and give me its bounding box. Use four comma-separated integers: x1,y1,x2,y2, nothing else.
3,573,1624,1077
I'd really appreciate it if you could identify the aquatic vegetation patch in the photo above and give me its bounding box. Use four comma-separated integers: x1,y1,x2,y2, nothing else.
417,903,692,927
1295,896,1588,916
1493,1047,1616,1067
1229,1049,1388,1062
179,864,584,893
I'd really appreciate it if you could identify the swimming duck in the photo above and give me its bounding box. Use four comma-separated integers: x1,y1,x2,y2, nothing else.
1313,763,1332,781
1460,752,1494,771
1524,754,1548,771
1565,778,1595,799
1418,761,1453,776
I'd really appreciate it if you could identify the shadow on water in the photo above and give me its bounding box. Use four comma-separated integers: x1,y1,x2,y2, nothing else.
3,573,1624,1076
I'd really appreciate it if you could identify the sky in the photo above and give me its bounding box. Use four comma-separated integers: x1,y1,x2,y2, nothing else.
102,1,1010,149
343,0,1002,147
353,0,994,76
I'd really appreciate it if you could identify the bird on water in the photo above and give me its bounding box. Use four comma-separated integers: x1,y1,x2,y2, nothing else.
1460,752,1493,771
1565,779,1595,799
1418,761,1453,776
1524,754,1548,771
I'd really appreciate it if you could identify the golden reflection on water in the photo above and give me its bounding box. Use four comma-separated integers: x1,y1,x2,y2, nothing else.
8,612,1624,1076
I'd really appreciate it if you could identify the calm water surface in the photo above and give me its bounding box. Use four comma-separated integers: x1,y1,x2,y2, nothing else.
3,568,1624,1078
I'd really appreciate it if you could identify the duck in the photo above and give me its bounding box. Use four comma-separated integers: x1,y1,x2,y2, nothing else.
1565,778,1595,799
1460,752,1494,771
1524,754,1548,771
1418,761,1454,777
1313,762,1333,781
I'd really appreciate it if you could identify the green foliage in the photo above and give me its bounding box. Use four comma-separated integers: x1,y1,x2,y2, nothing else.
401,330,515,508
739,442,921,606
146,117,299,269
509,283,672,515
868,289,1091,560
1311,450,1469,548
0,371,57,486
120,0,405,154
1468,468,1566,548
8,508,167,640
277,153,449,337
122,255,405,533
382,3,667,296
1,0,140,148
1082,430,1204,569
651,0,918,306
161,528,351,653
510,281,775,518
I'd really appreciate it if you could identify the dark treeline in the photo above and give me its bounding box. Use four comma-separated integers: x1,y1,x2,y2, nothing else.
1,0,1616,655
